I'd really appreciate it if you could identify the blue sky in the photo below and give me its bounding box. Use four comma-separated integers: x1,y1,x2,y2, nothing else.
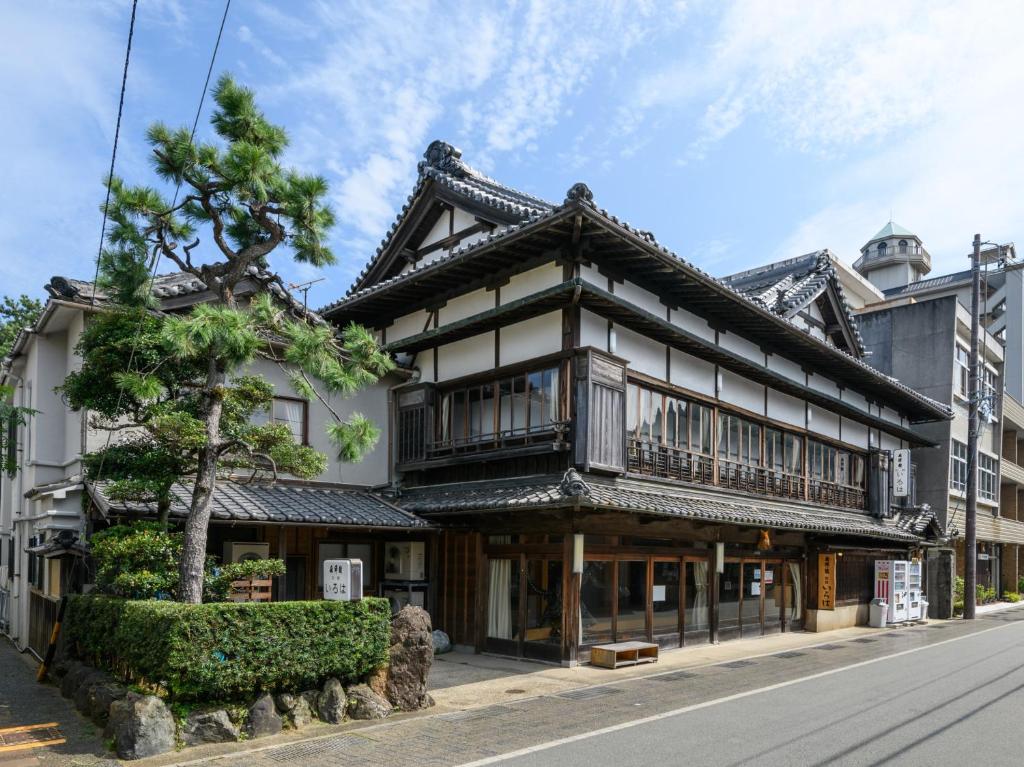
4,1,1023,310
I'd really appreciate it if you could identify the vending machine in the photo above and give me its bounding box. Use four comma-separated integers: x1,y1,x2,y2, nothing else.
907,559,923,620
874,560,910,623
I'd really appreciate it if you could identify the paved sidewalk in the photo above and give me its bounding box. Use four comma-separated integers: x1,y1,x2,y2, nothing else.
0,638,113,767
135,609,1024,767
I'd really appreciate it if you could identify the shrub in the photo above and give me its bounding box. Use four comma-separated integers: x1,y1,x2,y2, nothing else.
954,576,965,602
64,594,391,701
1005,591,1021,603
90,522,284,602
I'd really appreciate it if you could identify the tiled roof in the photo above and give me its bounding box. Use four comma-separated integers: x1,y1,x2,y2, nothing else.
400,470,927,543
328,140,554,308
45,266,324,322
720,251,867,356
86,479,431,528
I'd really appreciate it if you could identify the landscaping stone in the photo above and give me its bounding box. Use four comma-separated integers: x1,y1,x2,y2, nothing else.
60,661,89,699
432,629,452,654
182,709,240,746
275,692,297,714
106,693,176,760
87,681,128,727
300,689,321,719
245,693,283,739
386,606,435,711
346,683,391,720
74,670,111,715
290,696,314,729
366,666,389,700
318,678,347,724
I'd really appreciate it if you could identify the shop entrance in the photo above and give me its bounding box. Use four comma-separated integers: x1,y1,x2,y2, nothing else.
720,558,803,640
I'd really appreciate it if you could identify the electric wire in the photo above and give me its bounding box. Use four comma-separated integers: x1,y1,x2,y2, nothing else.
90,0,232,493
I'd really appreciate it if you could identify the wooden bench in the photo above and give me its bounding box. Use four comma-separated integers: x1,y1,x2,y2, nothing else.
589,641,659,669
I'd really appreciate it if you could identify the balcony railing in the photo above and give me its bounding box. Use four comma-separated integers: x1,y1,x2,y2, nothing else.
628,441,714,485
628,439,866,510
427,422,569,460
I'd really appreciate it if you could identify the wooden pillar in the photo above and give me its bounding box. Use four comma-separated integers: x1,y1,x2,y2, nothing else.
474,533,486,653
710,552,720,644
428,533,440,618
564,533,582,665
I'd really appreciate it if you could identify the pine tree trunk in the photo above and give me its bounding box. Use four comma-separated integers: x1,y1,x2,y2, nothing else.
178,361,226,604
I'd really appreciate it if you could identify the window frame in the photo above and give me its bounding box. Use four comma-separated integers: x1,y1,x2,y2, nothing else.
251,395,309,445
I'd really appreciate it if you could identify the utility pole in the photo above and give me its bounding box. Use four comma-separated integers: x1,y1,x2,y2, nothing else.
964,233,981,620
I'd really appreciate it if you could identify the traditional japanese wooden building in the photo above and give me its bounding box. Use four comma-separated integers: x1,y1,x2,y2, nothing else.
321,141,950,664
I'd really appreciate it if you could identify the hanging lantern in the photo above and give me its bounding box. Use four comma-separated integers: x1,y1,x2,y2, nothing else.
757,529,771,550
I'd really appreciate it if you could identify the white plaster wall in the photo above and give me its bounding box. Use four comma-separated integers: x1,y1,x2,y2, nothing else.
420,213,450,250
580,309,607,351
718,331,765,365
580,262,604,287
64,314,85,463
439,287,494,325
670,349,715,397
720,370,765,415
389,309,431,343
437,332,496,382
452,208,477,232
766,354,805,384
808,404,841,439
880,432,902,452
807,373,840,398
842,388,870,415
500,312,562,365
841,418,870,449
615,280,664,317
670,307,714,342
416,349,434,383
501,263,563,304
880,406,903,426
616,324,665,379
766,389,806,428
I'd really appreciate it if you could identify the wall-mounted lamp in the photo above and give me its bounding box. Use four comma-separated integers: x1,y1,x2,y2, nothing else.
715,542,725,574
572,534,584,574
608,328,617,355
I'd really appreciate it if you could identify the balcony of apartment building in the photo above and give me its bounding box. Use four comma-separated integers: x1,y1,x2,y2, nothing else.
994,394,1024,594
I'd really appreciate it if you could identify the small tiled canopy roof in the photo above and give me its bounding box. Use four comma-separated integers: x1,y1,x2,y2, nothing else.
86,480,431,529
401,470,933,543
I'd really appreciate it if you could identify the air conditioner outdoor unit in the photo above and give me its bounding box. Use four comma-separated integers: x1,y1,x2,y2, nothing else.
384,541,426,581
224,542,270,564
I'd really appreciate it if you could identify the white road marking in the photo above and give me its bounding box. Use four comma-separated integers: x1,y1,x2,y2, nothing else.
456,619,1023,767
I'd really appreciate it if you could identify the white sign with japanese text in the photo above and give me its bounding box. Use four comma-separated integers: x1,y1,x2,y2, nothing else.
893,449,911,497
323,559,363,601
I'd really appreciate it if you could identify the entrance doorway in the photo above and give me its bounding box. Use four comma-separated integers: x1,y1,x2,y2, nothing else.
721,558,801,640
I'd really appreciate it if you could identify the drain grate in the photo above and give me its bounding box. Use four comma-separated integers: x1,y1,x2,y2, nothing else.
718,660,755,669
774,651,806,659
649,670,699,682
853,637,877,643
815,644,843,650
438,705,514,722
266,735,367,762
556,686,623,701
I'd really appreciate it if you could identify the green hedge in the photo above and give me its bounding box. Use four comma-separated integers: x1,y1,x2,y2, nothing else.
64,595,391,701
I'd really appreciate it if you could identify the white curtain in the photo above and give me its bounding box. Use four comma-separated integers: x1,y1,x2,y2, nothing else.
692,561,709,629
279,399,304,442
789,563,802,622
488,559,513,639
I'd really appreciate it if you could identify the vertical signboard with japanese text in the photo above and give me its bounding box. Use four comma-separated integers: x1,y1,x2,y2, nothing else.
818,553,837,611
893,449,910,497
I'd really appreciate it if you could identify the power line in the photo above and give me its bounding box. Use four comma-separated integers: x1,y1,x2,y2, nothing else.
91,0,233,490
90,0,139,306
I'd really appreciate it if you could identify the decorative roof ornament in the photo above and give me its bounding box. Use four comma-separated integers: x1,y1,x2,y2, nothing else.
422,140,464,174
559,468,592,498
564,182,595,207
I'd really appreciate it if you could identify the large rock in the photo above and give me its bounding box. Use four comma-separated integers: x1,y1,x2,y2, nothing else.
290,696,314,729
318,678,347,724
88,682,128,727
432,629,452,654
275,693,297,715
300,690,320,719
386,606,435,711
60,661,90,699
106,693,176,760
366,666,389,700
245,694,283,739
182,709,240,746
346,683,391,720
74,670,111,716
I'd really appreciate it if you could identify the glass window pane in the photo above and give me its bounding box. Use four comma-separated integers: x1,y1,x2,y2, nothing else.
543,367,559,424
581,561,614,644
528,371,544,431
513,375,527,432
651,396,663,444
525,559,562,646
499,379,513,432
666,400,677,447
617,560,648,640
718,561,741,640
764,564,782,632
742,563,762,635
640,389,653,442
488,558,521,640
652,561,680,636
626,384,639,437
468,387,483,438
451,390,467,441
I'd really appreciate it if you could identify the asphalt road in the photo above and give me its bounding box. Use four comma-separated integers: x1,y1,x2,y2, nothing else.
496,615,1024,767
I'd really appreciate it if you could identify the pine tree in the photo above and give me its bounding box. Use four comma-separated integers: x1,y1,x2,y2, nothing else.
87,74,393,602
0,294,44,360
